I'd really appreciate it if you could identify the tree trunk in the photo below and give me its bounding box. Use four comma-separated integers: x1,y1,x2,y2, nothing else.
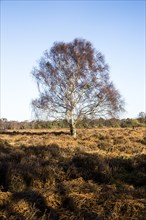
70,121,76,138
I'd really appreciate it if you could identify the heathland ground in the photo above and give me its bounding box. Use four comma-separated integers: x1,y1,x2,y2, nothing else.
0,127,146,219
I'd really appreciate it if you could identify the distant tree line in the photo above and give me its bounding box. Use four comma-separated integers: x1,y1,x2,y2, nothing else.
0,112,145,130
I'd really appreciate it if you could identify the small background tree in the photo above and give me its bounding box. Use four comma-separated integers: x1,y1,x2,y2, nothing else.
138,112,146,124
31,38,125,137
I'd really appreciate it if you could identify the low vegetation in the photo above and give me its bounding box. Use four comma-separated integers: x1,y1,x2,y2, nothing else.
0,115,146,130
0,127,146,219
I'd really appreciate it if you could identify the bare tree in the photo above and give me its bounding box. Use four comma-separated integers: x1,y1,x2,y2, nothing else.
31,38,125,137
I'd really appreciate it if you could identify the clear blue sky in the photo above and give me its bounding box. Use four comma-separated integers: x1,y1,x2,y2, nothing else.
1,0,145,121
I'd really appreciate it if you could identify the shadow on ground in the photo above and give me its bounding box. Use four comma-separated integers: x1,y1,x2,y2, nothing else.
0,138,146,219
0,130,70,136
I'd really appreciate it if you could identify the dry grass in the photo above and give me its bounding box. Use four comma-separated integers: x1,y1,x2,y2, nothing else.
0,127,146,219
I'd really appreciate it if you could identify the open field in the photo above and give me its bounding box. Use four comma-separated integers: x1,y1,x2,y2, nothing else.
0,127,146,219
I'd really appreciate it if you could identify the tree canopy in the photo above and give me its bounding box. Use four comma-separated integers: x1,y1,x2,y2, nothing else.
32,38,125,137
